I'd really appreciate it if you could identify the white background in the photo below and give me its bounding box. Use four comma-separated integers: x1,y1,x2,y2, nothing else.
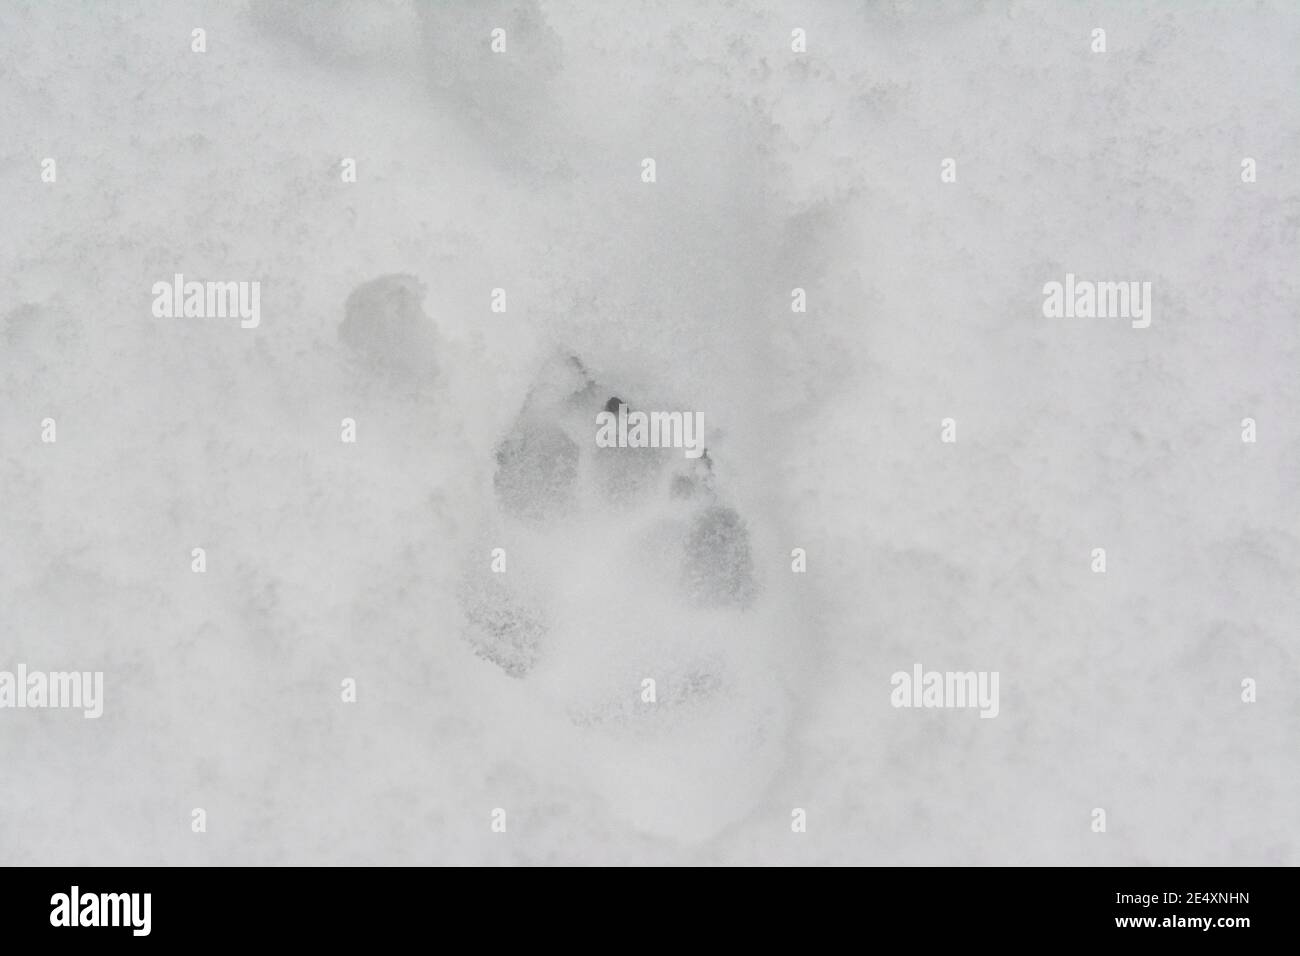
1,0,1296,865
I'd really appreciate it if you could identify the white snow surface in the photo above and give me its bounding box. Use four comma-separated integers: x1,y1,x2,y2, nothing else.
1,1,1297,864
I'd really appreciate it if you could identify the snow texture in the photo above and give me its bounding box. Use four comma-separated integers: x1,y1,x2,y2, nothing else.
0,0,1297,865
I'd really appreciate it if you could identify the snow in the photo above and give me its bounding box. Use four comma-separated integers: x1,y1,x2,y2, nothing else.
0,0,1296,865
